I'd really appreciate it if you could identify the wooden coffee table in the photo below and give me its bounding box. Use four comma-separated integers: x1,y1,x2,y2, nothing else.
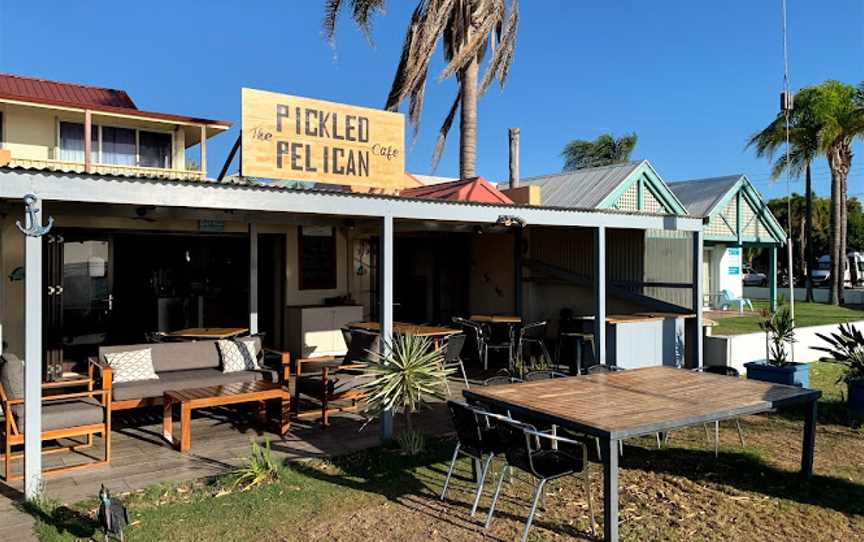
163,381,290,453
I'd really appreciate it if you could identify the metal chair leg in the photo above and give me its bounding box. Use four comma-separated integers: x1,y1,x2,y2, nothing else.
595,437,602,461
656,432,662,449
714,420,719,458
441,443,461,500
470,454,494,517
485,462,509,529
459,361,470,388
703,422,711,444
619,439,624,456
735,418,746,448
583,469,596,537
522,478,547,542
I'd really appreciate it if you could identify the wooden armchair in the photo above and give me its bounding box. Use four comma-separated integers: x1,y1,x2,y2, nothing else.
292,329,378,426
1,354,112,481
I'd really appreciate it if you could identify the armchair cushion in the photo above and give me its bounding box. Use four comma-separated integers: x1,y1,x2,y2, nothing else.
0,353,25,400
13,397,104,432
111,368,279,401
296,373,366,398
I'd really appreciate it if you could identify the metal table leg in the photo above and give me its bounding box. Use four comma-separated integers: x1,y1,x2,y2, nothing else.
801,399,817,478
602,437,619,541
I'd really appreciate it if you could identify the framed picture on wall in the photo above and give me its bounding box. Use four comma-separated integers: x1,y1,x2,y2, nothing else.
299,226,337,290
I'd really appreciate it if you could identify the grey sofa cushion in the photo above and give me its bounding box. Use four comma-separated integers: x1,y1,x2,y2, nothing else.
0,353,25,400
101,341,221,373
13,397,104,432
111,368,278,401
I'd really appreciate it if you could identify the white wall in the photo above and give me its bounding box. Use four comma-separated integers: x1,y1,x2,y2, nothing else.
744,286,864,305
704,319,864,372
717,245,743,299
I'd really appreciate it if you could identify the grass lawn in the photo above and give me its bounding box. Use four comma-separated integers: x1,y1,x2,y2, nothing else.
28,363,864,541
712,300,864,336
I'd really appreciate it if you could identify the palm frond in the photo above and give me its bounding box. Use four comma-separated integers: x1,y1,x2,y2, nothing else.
431,92,461,171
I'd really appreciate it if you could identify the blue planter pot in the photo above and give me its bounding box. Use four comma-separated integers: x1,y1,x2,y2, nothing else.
848,380,864,417
744,361,810,388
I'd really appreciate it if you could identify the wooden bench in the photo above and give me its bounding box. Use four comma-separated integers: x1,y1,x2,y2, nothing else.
162,381,290,453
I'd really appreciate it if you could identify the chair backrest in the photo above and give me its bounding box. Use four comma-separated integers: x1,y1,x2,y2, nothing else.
720,289,737,302
587,364,622,375
340,328,353,351
444,334,467,363
446,400,484,452
704,365,740,377
483,375,523,386
0,353,24,400
519,321,546,340
524,370,567,382
344,329,380,364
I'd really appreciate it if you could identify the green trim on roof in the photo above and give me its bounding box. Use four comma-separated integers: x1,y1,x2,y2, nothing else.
597,160,687,215
699,175,786,245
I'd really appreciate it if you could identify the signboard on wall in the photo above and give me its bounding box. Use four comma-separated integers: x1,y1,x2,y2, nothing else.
240,88,405,190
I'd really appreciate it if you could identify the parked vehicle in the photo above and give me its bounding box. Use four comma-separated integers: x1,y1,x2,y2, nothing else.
742,265,768,287
812,255,850,287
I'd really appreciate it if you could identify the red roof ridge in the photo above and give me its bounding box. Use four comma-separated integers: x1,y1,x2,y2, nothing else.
0,72,137,109
400,176,513,204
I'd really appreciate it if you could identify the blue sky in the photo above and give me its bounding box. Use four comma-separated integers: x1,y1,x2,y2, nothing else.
0,1,861,200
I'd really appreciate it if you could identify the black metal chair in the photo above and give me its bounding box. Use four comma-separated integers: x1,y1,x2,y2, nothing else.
442,333,470,394
484,416,596,541
452,317,514,372
515,321,552,373
586,363,624,375
442,401,509,517
523,370,568,382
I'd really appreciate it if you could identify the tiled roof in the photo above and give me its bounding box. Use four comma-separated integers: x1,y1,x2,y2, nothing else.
0,73,231,127
400,176,514,204
0,73,136,110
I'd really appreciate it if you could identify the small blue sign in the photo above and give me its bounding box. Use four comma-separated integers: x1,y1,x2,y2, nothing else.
728,266,740,275
728,247,740,256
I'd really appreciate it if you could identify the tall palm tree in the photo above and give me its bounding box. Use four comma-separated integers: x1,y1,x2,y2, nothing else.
323,0,519,178
748,88,819,302
561,132,638,171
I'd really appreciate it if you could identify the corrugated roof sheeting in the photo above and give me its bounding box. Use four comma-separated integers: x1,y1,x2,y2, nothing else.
668,176,741,217
520,162,642,208
0,73,136,109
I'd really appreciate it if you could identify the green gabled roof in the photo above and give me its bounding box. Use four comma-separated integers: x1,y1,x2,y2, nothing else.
521,160,687,215
669,175,786,245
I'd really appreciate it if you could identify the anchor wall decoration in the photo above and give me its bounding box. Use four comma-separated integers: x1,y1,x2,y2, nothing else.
16,194,54,237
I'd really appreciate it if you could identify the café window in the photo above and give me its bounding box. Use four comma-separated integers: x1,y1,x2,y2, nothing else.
139,130,172,168
59,121,98,163
100,126,136,166
298,226,337,290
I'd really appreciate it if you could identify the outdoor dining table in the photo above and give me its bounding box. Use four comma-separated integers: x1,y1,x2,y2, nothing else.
164,327,249,340
346,321,461,349
463,366,821,541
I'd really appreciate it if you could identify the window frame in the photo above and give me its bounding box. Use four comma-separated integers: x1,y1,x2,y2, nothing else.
55,118,175,169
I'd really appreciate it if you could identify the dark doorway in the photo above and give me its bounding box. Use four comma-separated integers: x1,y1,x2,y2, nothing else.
393,233,470,325
258,233,287,349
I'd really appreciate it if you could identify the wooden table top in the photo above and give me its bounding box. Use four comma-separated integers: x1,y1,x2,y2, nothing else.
571,313,716,325
470,314,522,324
464,366,820,440
165,327,249,339
165,381,285,405
347,322,461,337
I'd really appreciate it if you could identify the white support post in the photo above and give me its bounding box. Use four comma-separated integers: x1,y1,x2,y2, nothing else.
594,226,606,365
23,199,45,499
692,230,704,369
249,223,258,335
200,125,207,176
380,214,394,440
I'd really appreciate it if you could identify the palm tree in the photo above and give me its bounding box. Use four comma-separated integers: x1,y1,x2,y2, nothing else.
323,0,519,178
748,88,819,302
561,132,638,171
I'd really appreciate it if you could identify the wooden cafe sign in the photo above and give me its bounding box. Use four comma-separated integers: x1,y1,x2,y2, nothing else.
241,88,405,189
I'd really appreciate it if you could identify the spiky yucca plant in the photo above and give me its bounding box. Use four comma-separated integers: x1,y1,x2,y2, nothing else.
814,323,864,384
758,305,796,367
231,438,280,492
362,333,451,440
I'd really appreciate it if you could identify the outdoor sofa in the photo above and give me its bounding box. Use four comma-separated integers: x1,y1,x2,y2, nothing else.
91,337,291,412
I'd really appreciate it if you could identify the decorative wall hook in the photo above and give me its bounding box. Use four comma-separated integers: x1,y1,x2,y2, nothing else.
16,194,54,237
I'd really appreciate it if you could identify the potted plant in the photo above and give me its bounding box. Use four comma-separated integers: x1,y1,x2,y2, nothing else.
362,333,451,455
744,304,810,387
814,323,864,418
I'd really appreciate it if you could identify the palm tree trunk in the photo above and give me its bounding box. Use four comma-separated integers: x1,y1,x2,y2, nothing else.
829,155,842,305
804,163,814,302
459,57,478,179
840,174,848,304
